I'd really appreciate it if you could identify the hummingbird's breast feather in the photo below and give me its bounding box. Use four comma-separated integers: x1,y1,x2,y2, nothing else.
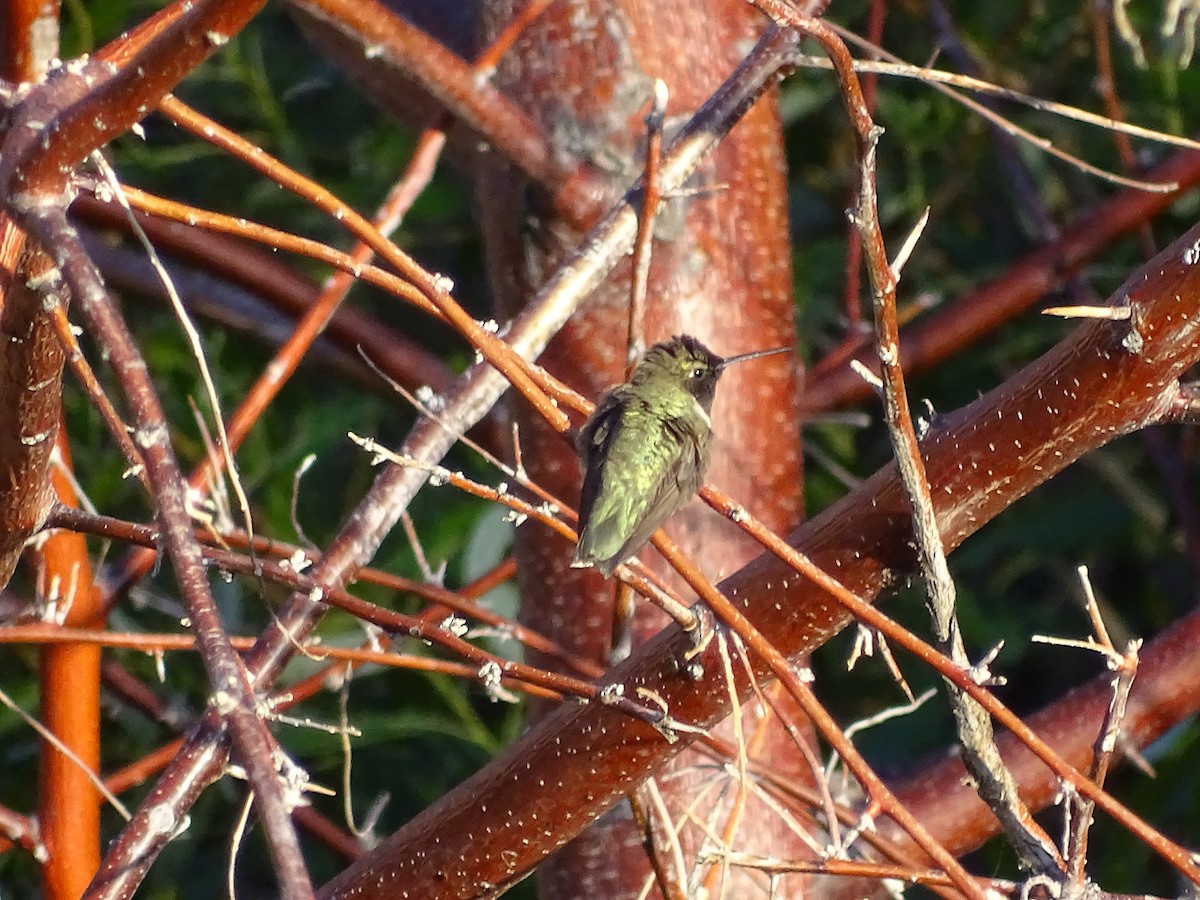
604,387,712,498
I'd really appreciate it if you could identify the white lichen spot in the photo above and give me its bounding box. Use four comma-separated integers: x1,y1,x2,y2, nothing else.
414,384,444,412
1122,318,1145,354
287,548,312,573
440,615,469,637
147,802,179,836
478,660,502,687
205,30,229,47
599,683,625,704
20,429,51,446
1183,238,1200,265
364,43,385,59
133,424,167,449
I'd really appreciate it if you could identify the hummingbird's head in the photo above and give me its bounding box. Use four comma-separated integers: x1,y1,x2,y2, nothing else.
634,335,725,409
632,335,792,412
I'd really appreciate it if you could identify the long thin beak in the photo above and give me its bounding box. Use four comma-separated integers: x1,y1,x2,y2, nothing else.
717,345,792,370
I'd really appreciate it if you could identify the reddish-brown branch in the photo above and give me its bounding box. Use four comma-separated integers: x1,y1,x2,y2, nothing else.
5,623,563,696
3,0,267,199
48,302,150,493
292,807,364,865
472,0,557,75
71,194,455,396
0,0,60,82
288,0,608,228
90,176,441,319
104,738,187,797
1088,2,1158,262
318,217,1200,896
806,148,1200,412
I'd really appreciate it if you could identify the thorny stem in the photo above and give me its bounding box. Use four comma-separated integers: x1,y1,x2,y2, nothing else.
46,504,616,705
1066,622,1141,886
28,209,315,898
761,3,1064,874
0,0,319,891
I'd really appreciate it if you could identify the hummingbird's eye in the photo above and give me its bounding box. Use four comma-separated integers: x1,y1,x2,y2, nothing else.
690,366,705,379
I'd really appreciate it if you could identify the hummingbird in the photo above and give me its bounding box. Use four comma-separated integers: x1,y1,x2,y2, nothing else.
571,335,791,577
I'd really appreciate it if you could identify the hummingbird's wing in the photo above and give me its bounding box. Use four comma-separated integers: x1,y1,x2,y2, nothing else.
573,392,627,572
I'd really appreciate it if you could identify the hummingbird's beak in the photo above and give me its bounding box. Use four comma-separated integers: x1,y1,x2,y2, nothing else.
717,345,792,370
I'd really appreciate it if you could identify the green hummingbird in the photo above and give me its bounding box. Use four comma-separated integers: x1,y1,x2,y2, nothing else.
571,334,791,577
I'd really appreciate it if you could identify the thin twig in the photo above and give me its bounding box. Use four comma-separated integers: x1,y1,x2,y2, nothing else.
627,78,669,373
767,4,1066,875
732,634,842,855
629,780,688,900
789,42,1199,184
699,630,751,899
92,154,259,576
1062,566,1142,888
0,681,131,820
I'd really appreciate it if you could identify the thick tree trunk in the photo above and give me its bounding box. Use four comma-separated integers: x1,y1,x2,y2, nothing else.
475,2,808,895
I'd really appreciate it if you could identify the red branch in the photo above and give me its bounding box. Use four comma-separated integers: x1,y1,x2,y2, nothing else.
806,148,1200,412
